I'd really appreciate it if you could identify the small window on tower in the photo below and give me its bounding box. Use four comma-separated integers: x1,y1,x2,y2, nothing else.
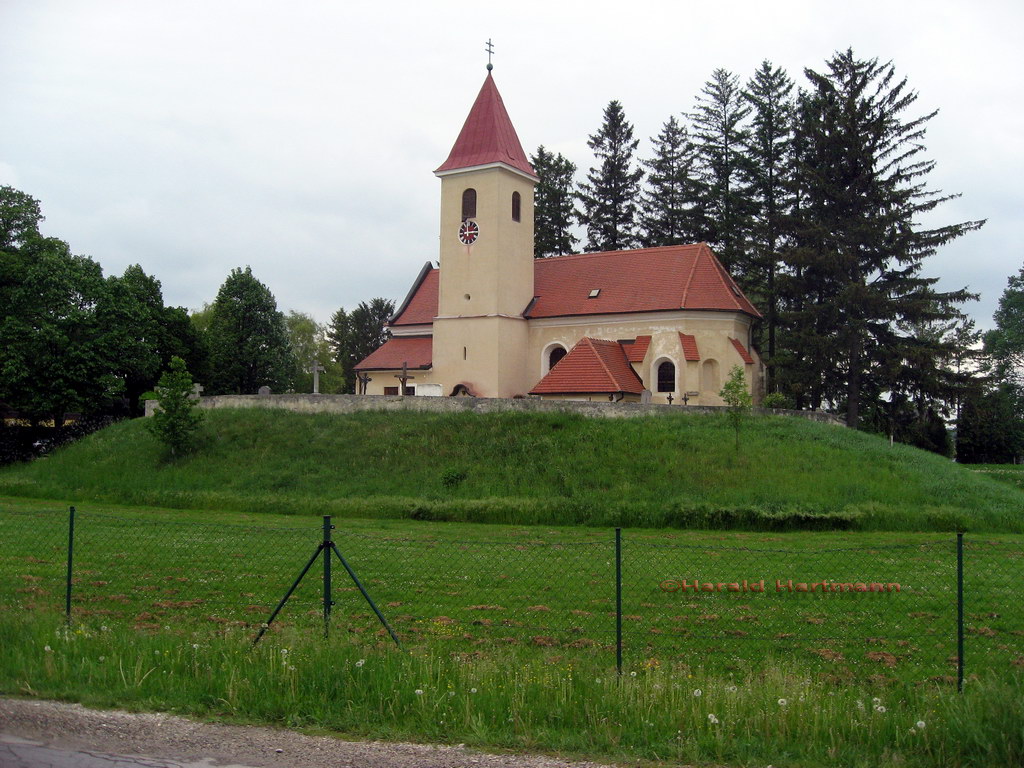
462,188,477,220
512,191,521,222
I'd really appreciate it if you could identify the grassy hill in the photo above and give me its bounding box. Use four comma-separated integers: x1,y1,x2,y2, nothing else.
1,408,1022,531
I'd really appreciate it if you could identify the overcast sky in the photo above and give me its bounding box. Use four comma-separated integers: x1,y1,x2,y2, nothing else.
2,0,1021,331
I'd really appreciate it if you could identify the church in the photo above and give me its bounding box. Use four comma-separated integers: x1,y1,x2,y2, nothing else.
355,69,763,405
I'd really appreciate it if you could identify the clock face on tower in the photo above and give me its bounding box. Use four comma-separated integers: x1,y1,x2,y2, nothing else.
458,219,480,245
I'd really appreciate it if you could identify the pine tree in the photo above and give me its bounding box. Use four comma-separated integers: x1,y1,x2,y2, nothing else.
689,68,753,273
741,61,795,389
639,116,701,247
531,146,579,258
576,100,643,252
985,263,1024,391
780,49,985,428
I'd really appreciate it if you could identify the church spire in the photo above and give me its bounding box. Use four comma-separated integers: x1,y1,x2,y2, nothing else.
434,73,537,179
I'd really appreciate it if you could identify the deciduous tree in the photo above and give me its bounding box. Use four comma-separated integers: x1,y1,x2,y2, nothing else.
207,267,294,395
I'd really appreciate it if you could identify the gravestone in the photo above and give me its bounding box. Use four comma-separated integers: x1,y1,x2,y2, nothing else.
640,389,652,405
258,385,271,396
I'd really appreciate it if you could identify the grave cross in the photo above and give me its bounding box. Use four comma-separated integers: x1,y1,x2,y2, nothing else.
356,372,372,395
311,360,326,394
681,392,690,406
190,383,204,400
394,361,415,395
667,393,674,405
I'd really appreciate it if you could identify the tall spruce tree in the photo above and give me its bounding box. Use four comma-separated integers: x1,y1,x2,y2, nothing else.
328,298,395,393
639,115,701,247
780,49,984,428
531,146,579,257
741,61,795,389
576,100,643,252
689,68,754,273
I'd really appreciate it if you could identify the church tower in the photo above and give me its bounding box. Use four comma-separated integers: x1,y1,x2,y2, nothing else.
430,71,537,397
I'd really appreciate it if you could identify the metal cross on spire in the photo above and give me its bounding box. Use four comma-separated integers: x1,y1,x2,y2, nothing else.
485,39,494,71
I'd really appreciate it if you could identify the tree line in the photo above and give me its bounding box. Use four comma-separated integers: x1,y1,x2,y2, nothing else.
532,48,1020,457
0,185,393,434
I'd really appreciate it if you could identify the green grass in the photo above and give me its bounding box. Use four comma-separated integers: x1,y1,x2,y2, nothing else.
2,612,1021,768
1,409,1023,532
968,464,1024,491
3,502,1022,686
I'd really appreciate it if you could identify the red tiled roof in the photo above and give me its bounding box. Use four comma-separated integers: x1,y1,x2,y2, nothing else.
435,74,537,179
389,244,758,327
679,333,700,362
528,244,760,319
354,336,432,371
622,335,651,363
391,266,438,326
730,337,754,364
529,338,645,395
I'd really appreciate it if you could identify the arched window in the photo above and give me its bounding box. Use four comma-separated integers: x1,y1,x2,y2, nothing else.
701,359,719,393
657,361,676,392
512,191,521,222
549,346,567,370
461,188,476,220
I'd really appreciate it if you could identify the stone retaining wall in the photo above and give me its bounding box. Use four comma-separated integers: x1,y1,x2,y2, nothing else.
146,393,845,426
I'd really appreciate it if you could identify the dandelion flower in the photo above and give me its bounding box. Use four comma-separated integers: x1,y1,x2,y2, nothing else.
856,699,865,710
448,691,455,697
470,688,477,694
100,625,108,632
693,689,702,697
43,645,52,652
707,713,719,724
280,648,289,655
872,696,882,705
594,678,602,684
916,720,926,729
874,705,886,713
192,643,199,650
777,698,788,707
726,684,737,692
630,671,637,677
355,659,365,668
415,689,424,696
98,656,105,662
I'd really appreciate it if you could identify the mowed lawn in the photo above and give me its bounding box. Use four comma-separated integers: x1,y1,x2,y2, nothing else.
3,499,1021,685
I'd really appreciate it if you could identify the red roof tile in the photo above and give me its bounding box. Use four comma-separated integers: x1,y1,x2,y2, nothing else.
621,335,651,363
729,337,754,364
529,338,645,395
435,74,537,179
355,336,432,371
528,244,760,319
391,266,438,326
679,333,700,362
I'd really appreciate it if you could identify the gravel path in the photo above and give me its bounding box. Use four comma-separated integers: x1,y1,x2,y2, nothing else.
0,698,633,768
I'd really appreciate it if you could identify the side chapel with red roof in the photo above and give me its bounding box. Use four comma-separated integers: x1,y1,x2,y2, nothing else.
355,70,763,405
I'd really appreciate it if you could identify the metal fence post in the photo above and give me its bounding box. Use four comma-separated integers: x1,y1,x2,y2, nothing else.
64,506,75,623
957,532,964,693
323,515,333,638
615,527,622,675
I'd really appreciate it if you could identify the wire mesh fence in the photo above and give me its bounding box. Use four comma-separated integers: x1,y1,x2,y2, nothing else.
1,507,1021,684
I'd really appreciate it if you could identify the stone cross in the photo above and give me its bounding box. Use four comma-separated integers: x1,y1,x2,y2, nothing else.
311,360,325,394
394,362,415,395
189,383,204,401
356,372,372,395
